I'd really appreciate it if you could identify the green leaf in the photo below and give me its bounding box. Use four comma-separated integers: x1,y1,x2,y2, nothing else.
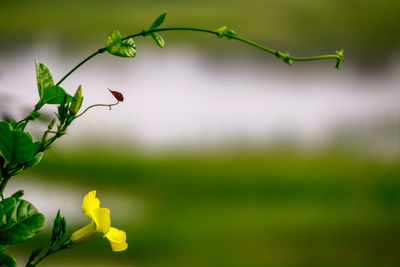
35,59,54,100
27,246,42,265
24,152,43,170
150,33,165,48
0,253,16,267
0,122,40,167
0,198,16,218
216,26,228,37
42,86,71,105
0,198,45,245
35,61,71,109
106,30,136,58
216,26,237,39
51,210,66,245
51,210,63,244
10,190,24,200
36,86,71,109
149,11,167,30
26,111,41,121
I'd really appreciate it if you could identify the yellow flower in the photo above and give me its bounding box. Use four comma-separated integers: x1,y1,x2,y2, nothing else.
71,190,128,252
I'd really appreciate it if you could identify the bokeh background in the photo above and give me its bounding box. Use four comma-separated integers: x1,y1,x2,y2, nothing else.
1,0,400,266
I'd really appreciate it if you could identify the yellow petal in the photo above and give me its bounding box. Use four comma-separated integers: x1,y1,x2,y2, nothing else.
92,207,111,235
105,227,128,252
82,190,100,218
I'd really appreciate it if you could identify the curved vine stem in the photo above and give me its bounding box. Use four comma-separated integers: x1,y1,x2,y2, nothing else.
56,48,106,86
74,101,120,119
56,27,343,86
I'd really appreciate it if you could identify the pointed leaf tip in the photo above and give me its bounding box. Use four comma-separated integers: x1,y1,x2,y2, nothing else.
149,11,167,30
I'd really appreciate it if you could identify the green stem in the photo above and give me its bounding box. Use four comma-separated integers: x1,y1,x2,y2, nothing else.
29,241,72,267
124,27,219,39
56,48,106,86
230,35,338,62
39,127,66,152
291,55,339,61
15,107,39,130
56,27,341,86
74,101,119,119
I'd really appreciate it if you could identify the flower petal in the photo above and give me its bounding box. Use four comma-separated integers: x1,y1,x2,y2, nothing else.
92,208,111,235
105,227,128,252
82,190,100,218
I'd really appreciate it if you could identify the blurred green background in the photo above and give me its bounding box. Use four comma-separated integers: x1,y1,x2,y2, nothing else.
1,0,400,266
1,0,400,63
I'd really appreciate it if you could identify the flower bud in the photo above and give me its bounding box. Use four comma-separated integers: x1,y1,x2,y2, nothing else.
70,85,83,115
108,89,124,102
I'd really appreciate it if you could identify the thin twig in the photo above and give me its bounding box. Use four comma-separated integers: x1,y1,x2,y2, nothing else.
75,101,120,118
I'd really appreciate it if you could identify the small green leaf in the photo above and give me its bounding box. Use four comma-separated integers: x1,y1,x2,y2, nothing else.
11,190,24,200
27,246,42,265
51,210,63,244
36,86,71,109
216,26,237,39
106,30,136,58
9,165,25,176
35,61,72,109
150,33,165,48
117,39,136,57
0,253,16,267
42,86,69,104
24,152,43,170
26,111,41,121
216,26,228,37
149,11,167,30
0,199,45,245
35,59,54,100
0,122,40,167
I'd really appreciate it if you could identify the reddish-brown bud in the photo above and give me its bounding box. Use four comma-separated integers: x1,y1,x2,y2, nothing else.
108,89,124,102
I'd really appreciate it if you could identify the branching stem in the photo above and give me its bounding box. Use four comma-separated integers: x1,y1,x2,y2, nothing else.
56,27,342,86
28,241,73,267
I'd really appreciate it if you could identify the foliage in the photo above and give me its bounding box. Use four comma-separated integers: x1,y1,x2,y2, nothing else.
0,11,342,266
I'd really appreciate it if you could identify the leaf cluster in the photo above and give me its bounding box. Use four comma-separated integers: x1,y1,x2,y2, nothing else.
0,9,344,266
105,11,168,59
0,59,83,266
26,211,70,267
0,191,44,267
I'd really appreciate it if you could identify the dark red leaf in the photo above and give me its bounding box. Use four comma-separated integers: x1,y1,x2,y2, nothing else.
108,89,124,102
